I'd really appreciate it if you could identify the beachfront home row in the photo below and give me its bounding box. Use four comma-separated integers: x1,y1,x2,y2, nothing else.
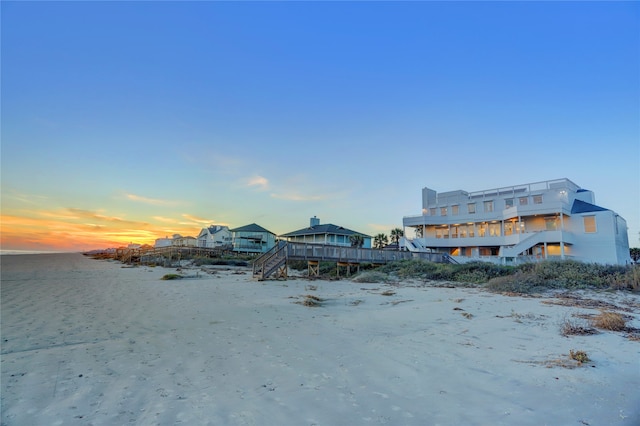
153,219,372,254
229,219,371,253
154,225,274,253
401,178,631,265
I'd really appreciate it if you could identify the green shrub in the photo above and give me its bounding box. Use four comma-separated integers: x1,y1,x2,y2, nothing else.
161,274,183,280
193,258,248,267
351,271,389,283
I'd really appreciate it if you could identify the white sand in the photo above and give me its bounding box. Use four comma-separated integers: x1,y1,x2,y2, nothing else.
1,253,639,426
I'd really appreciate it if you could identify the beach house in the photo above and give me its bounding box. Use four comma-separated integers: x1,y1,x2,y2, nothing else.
280,217,373,248
154,234,197,248
230,223,277,254
402,178,631,265
197,225,232,249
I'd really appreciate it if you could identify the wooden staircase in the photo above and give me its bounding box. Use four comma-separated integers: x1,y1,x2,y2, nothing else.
252,241,288,280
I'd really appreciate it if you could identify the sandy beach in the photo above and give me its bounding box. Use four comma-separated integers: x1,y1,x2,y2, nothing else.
1,253,639,426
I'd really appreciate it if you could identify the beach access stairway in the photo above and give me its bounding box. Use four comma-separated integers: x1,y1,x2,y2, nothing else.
499,231,547,258
252,241,288,280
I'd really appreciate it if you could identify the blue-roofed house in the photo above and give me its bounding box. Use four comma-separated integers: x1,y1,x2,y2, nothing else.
230,223,277,254
402,178,631,265
280,217,372,249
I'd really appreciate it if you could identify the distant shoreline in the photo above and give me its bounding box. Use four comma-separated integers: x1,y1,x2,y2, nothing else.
0,250,80,256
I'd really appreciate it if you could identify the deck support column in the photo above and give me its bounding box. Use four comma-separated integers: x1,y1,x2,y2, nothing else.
308,260,319,277
560,212,565,259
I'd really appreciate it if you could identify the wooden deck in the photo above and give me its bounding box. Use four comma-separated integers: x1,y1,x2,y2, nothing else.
252,242,450,280
115,246,234,266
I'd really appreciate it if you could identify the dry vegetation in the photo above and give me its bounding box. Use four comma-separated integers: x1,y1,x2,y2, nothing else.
569,349,590,364
592,311,627,331
293,294,325,307
517,350,593,369
560,316,598,337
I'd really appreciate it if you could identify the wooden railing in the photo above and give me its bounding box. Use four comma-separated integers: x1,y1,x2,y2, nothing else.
285,242,412,263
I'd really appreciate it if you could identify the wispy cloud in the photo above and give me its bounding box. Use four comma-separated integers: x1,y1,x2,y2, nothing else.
270,192,329,202
66,208,128,223
247,175,269,190
4,190,49,205
181,214,214,225
125,193,178,206
153,216,178,224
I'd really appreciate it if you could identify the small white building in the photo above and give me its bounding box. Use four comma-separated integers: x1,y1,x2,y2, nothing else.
155,234,197,248
154,236,173,248
197,225,232,249
402,178,631,265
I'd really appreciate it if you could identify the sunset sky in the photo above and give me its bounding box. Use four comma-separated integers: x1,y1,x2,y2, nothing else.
2,1,639,252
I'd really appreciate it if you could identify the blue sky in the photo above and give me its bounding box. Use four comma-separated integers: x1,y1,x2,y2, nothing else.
2,1,639,251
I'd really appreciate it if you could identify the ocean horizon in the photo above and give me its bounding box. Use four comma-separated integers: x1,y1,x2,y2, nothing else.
0,249,80,256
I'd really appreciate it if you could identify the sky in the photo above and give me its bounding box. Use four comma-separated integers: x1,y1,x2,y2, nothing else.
1,1,639,252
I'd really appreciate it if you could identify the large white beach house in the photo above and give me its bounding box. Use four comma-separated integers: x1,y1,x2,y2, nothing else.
402,178,631,265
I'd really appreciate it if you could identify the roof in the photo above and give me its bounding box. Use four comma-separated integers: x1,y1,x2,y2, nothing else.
571,199,609,214
280,223,371,238
229,223,275,234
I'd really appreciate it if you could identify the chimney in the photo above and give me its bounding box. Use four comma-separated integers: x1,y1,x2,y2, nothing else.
310,216,320,227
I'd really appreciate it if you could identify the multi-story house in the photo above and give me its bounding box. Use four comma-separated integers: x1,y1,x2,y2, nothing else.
402,178,631,265
197,225,232,249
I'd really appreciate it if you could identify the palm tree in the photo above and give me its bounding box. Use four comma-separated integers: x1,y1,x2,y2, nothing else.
349,234,364,248
374,233,389,249
390,228,404,245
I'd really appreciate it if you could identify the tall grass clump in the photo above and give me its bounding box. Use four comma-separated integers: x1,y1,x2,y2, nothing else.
376,259,512,284
592,311,627,331
486,260,637,294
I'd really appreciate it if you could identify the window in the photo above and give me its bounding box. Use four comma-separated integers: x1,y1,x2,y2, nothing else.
504,222,514,236
467,203,476,214
452,205,459,215
440,207,447,216
583,216,596,233
519,197,528,206
545,218,557,231
430,208,436,216
533,195,543,204
505,198,514,208
484,201,494,212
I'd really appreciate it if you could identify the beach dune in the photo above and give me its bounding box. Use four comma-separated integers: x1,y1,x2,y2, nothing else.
1,253,638,425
